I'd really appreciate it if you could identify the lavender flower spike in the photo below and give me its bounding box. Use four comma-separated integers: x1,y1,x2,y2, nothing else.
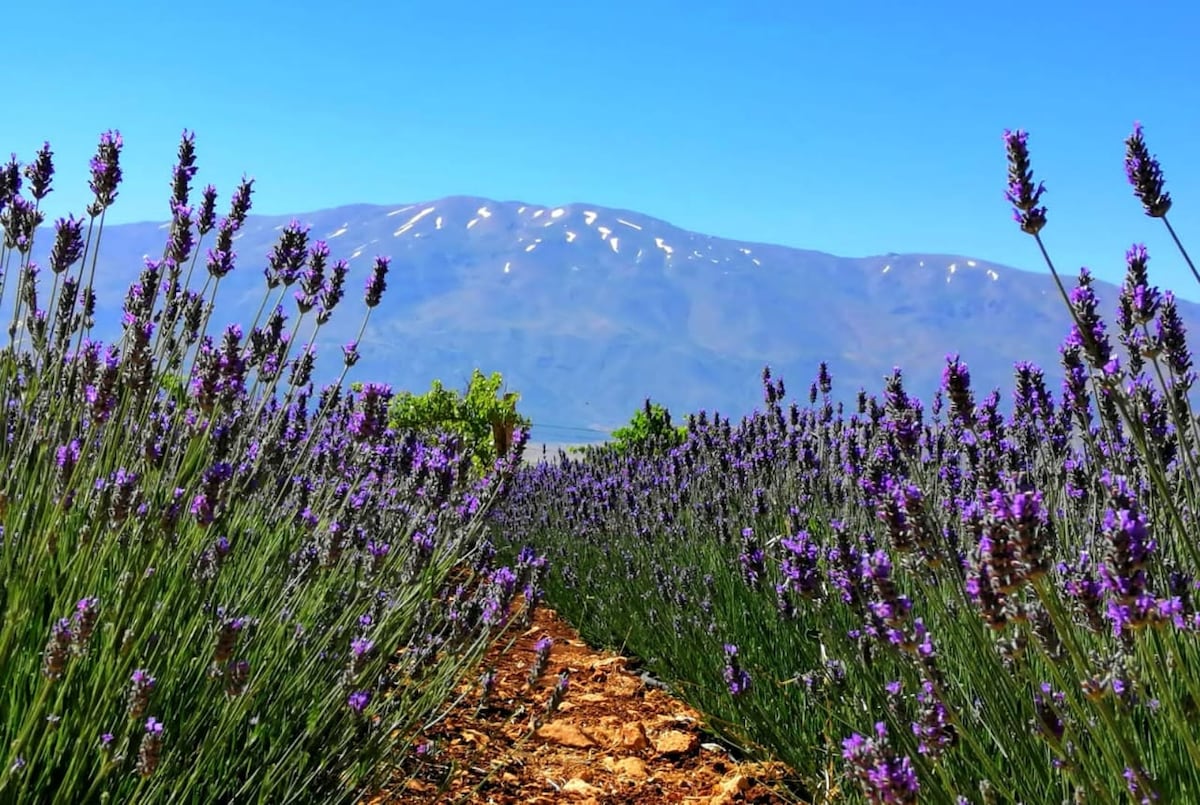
364,256,390,308
1124,122,1172,218
842,722,920,804
348,690,372,713
1003,129,1047,236
136,717,164,777
87,130,123,216
24,142,54,201
722,643,752,696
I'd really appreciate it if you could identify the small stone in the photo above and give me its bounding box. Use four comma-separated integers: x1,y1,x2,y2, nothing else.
536,721,597,749
611,756,649,780
618,722,650,751
716,773,749,795
653,729,699,757
561,777,601,796
593,656,627,667
706,773,751,805
460,728,488,747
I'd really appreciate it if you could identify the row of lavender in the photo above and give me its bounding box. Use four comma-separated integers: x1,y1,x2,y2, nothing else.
492,127,1200,803
0,133,544,801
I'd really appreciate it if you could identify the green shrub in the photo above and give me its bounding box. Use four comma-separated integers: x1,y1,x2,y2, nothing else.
388,369,530,474
610,399,687,456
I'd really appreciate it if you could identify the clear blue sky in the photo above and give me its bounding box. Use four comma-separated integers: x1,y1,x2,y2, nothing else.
10,1,1200,298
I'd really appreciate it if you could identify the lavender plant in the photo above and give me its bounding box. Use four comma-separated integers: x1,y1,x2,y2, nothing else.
0,131,542,802
493,126,1200,803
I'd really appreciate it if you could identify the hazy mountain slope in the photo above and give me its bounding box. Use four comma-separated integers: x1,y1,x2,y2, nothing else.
28,196,1197,442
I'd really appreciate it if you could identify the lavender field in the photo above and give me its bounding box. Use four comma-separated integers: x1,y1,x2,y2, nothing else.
2,123,1197,804
491,127,1200,804
0,133,547,802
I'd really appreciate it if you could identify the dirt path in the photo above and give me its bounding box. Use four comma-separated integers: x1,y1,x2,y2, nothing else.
370,604,799,804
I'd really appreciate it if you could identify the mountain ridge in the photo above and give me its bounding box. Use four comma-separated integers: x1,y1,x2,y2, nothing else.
24,197,1199,442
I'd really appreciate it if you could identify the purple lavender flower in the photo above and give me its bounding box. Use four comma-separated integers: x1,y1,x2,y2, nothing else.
365,539,390,573
197,184,218,234
911,679,956,759
1065,268,1119,378
364,256,390,308
137,717,164,777
842,722,920,804
1003,129,1047,236
544,671,570,716
478,668,497,711
1124,766,1161,804
205,240,236,279
72,596,100,650
42,617,74,679
224,659,250,697
300,240,329,300
1058,552,1106,634
265,220,310,288
318,260,349,323
48,214,85,274
877,478,933,557
0,153,19,209
87,130,123,216
1097,473,1160,635
127,668,156,720
342,341,360,367
1,195,43,253
55,439,82,480
347,690,372,713
169,130,197,209
776,529,821,616
1154,292,1193,383
227,177,255,228
722,643,752,696
347,382,393,442
166,201,196,266
482,566,519,626
863,550,912,626
1032,682,1065,744
24,141,54,201
107,467,142,526
941,353,975,422
529,636,554,685
1121,244,1161,328
738,527,765,587
213,616,248,665
288,345,316,388
1125,123,1172,218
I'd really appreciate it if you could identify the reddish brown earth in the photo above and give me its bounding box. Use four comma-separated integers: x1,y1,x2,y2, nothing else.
368,604,802,804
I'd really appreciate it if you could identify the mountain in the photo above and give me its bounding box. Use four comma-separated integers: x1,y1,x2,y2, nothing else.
24,196,1200,443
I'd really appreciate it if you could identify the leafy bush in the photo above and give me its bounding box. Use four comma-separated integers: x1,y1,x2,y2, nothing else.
495,124,1200,803
388,369,529,474
0,132,543,802
609,398,687,456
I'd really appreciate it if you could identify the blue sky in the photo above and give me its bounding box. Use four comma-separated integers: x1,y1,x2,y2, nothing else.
10,0,1200,298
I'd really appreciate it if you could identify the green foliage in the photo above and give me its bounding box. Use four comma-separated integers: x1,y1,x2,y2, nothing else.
609,399,687,455
158,372,189,407
388,369,530,473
